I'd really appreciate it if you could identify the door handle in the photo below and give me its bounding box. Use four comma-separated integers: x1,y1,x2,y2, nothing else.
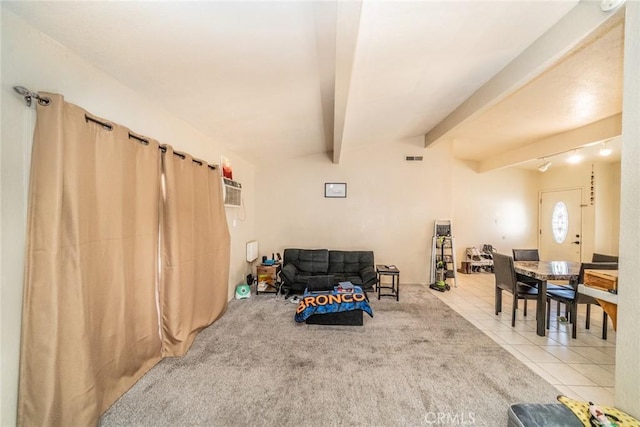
571,240,580,245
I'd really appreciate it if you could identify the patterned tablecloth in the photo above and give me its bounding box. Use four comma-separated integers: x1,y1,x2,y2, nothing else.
294,286,374,323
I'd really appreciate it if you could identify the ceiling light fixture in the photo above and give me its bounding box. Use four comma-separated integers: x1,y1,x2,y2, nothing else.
566,150,583,164
538,159,552,172
599,141,612,156
600,0,626,12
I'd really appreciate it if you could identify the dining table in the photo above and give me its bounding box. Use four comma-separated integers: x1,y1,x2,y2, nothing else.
513,260,581,336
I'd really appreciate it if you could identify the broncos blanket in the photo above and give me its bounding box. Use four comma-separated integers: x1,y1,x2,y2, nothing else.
295,288,374,322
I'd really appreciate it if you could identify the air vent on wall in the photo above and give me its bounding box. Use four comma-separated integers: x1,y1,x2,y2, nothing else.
222,177,242,207
405,155,424,161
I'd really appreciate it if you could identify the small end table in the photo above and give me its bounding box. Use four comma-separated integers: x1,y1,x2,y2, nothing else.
375,264,399,301
256,263,281,295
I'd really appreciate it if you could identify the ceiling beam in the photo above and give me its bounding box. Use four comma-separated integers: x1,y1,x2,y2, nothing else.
313,2,337,158
424,1,623,149
332,0,362,164
477,113,622,172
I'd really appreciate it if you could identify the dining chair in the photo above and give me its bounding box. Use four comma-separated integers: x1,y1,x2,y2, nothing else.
494,252,539,327
512,249,539,261
512,249,566,316
591,253,619,263
545,262,618,339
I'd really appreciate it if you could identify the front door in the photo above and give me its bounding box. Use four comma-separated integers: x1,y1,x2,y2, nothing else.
539,189,582,262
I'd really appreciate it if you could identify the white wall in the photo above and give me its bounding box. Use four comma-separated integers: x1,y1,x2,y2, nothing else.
453,161,539,261
0,11,255,425
611,162,621,254
616,1,640,416
255,137,540,284
226,185,258,291
594,162,621,255
256,136,453,283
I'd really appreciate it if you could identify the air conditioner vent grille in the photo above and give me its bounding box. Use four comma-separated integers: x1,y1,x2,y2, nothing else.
222,177,242,207
405,155,424,161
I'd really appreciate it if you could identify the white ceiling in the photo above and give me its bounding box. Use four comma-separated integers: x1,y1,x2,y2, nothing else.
447,9,624,170
4,0,623,169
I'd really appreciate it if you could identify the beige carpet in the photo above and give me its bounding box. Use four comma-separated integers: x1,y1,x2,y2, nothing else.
100,284,559,426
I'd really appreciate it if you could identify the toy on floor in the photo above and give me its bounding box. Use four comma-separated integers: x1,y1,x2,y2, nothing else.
556,395,638,427
589,402,619,427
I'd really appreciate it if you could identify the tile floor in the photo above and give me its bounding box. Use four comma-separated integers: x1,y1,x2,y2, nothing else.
431,271,616,406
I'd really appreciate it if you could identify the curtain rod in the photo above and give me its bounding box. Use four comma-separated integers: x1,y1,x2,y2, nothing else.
14,85,217,170
14,86,51,107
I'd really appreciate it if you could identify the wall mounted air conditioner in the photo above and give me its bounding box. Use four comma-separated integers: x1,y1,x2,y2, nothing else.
222,177,242,207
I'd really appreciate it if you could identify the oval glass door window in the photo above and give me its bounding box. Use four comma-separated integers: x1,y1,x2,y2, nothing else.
551,201,569,243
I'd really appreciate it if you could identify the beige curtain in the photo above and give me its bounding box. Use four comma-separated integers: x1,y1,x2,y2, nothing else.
160,146,230,357
18,94,162,426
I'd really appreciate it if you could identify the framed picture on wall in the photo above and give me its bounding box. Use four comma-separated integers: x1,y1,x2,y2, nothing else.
324,182,347,198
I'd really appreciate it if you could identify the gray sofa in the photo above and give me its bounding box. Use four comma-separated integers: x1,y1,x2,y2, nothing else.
281,248,377,293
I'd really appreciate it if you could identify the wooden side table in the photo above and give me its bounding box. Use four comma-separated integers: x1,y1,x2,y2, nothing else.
376,264,399,301
256,264,281,294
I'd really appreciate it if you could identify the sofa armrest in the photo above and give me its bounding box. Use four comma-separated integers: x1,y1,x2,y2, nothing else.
360,265,377,287
281,263,298,285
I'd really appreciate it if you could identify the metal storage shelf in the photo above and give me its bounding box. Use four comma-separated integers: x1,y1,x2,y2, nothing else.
430,220,457,289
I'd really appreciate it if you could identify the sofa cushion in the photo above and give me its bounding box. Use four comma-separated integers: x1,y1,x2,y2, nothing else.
282,248,376,293
328,251,374,274
306,275,336,292
283,249,329,274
